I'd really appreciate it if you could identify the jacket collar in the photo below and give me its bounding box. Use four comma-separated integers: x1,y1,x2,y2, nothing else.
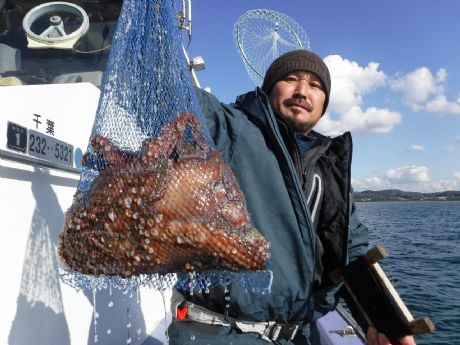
234,87,295,133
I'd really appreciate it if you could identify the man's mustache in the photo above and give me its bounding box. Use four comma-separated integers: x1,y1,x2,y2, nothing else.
283,98,312,112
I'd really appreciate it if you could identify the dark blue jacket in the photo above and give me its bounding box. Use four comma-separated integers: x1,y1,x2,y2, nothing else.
168,88,368,344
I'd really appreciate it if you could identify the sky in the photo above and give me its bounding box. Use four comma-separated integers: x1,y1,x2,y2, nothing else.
179,0,460,193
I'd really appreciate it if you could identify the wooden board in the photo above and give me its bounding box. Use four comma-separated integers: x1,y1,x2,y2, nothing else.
331,245,435,341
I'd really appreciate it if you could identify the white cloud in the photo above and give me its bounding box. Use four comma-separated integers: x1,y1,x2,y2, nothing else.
425,93,460,115
317,56,460,136
455,136,460,143
320,55,401,135
324,55,386,113
410,144,425,152
353,166,460,192
390,67,460,115
390,67,445,110
318,105,401,135
429,179,460,192
444,146,456,153
386,165,430,183
351,176,384,191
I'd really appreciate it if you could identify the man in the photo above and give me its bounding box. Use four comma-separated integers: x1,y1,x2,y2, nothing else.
167,50,415,345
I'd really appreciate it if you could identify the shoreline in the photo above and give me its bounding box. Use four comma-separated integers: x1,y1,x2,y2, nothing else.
354,189,460,202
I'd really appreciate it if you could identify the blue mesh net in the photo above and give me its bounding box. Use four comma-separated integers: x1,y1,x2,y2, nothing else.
57,0,271,294
84,0,211,162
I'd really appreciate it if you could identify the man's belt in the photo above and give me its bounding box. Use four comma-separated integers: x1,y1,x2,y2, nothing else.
175,301,303,342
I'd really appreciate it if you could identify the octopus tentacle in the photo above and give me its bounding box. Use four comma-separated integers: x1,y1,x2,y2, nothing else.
91,134,132,166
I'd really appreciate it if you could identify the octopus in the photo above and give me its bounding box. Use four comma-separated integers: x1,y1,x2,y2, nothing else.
58,112,270,277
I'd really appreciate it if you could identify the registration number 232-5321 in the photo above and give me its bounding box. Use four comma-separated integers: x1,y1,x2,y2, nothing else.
28,129,74,167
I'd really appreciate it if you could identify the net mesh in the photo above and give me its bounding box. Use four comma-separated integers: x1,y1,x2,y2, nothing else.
57,0,271,293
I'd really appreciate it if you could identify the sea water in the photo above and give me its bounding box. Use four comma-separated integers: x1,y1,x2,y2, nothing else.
356,201,460,345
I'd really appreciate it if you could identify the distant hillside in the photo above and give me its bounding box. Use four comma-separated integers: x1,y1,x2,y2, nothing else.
353,189,460,202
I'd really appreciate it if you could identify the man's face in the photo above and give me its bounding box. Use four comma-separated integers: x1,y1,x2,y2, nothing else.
268,71,326,135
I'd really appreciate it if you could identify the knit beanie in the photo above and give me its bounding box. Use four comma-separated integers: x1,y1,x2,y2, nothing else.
261,50,331,115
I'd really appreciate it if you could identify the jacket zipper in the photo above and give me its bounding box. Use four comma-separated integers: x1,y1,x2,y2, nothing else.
256,91,316,256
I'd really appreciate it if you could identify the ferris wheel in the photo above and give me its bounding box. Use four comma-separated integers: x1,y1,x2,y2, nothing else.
233,9,311,86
